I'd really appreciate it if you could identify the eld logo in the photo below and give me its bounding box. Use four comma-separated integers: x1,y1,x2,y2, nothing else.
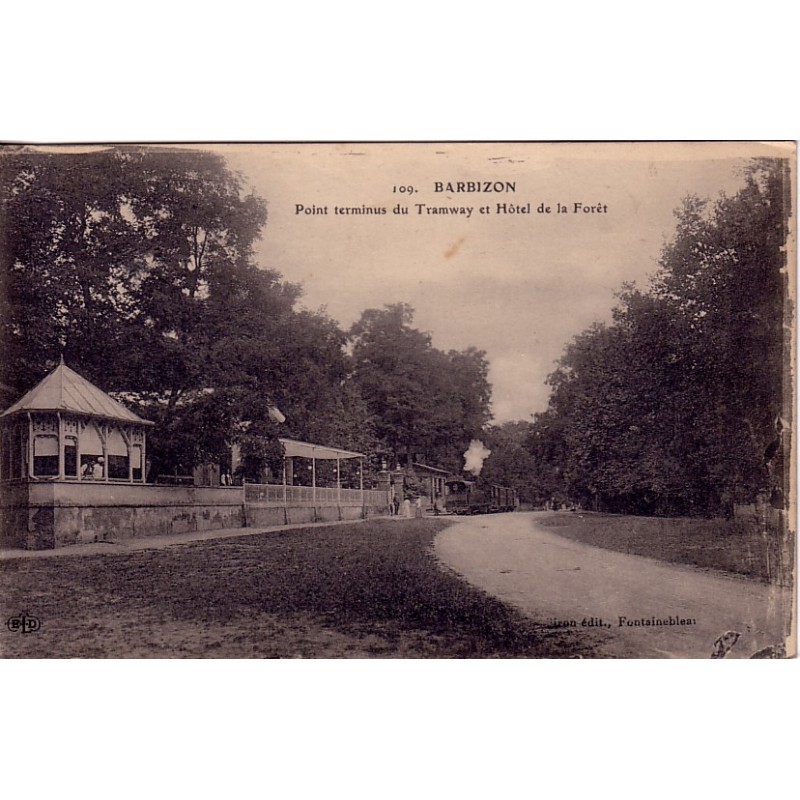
6,613,41,634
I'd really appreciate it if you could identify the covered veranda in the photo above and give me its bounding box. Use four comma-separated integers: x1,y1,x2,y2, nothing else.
280,437,364,493
243,438,388,524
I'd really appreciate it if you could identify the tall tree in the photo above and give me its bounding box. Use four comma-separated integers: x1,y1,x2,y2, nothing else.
349,303,492,471
480,421,542,503
0,146,376,475
530,159,791,516
0,147,270,392
651,162,791,510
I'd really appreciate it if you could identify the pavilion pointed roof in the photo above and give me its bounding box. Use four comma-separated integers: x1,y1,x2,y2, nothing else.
1,360,154,425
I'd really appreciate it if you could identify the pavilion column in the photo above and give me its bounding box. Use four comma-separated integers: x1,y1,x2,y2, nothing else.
76,420,84,480
57,412,64,479
27,413,33,478
101,423,108,482
123,428,133,483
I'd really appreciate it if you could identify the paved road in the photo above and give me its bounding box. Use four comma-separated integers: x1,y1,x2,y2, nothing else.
435,512,795,658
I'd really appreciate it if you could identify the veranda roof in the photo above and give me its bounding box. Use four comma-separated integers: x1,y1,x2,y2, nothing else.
413,462,449,475
1,360,154,425
279,438,364,460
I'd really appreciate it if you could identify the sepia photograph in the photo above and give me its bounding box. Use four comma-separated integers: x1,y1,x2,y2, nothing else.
0,141,795,659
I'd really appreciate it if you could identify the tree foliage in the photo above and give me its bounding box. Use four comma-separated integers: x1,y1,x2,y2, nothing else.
528,159,791,516
0,147,377,475
480,421,542,503
1,148,496,480
349,303,492,472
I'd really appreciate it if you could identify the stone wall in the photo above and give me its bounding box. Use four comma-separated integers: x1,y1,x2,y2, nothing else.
0,482,34,548
1,481,391,550
0,481,245,550
244,499,388,527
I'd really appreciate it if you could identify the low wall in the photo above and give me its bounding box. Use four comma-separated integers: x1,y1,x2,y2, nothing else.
243,483,389,528
0,481,245,549
244,501,386,527
0,483,32,549
1,480,391,550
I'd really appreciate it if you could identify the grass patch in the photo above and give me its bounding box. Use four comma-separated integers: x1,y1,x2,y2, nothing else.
538,512,794,585
1,518,589,658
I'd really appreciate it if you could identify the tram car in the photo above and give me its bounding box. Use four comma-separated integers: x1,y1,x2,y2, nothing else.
444,478,518,515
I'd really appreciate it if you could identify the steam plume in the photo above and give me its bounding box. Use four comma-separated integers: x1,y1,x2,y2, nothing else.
464,439,491,476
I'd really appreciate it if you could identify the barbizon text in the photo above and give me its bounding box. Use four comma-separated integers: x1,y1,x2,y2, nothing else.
434,181,516,193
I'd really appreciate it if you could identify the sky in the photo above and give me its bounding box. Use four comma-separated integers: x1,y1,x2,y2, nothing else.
212,142,783,423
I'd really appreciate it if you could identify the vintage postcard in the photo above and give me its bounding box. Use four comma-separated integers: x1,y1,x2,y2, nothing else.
0,141,795,659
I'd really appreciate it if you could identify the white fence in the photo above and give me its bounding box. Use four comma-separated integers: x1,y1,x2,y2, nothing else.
244,482,388,508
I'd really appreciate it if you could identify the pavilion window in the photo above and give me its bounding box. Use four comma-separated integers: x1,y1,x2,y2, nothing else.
131,445,143,481
107,427,129,480
107,454,129,480
64,436,78,478
79,421,104,479
33,434,59,477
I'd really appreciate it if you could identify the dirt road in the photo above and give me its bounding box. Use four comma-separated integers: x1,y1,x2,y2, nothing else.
435,512,794,658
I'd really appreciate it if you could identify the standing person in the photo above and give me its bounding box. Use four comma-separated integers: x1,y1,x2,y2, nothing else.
92,457,104,479
415,496,423,518
388,484,396,517
403,494,412,519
